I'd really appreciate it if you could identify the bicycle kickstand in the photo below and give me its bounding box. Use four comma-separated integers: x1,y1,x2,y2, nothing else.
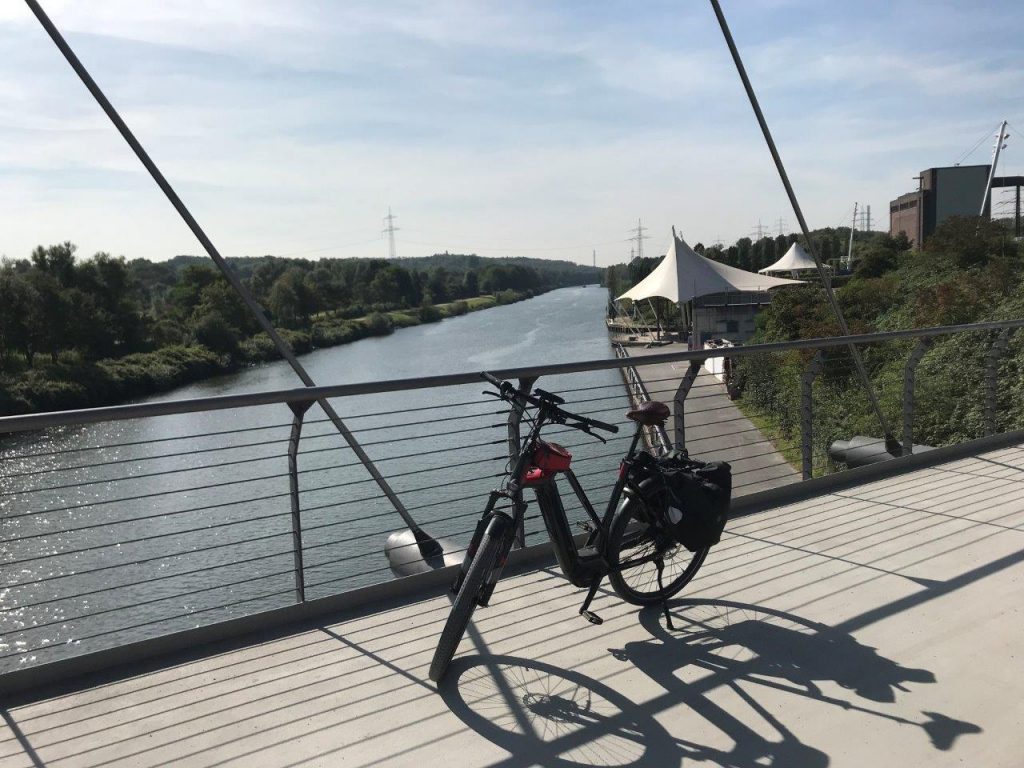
655,558,674,631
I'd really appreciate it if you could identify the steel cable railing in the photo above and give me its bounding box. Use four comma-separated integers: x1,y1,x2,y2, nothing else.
3,321,1023,677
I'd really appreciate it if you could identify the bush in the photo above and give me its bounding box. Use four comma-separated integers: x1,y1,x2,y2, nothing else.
389,312,421,329
0,344,229,415
191,312,240,357
419,304,443,323
363,312,394,335
312,321,362,348
238,332,278,362
446,300,469,317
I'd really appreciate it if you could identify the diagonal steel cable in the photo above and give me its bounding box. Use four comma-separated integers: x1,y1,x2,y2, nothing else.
23,0,442,549
709,0,899,455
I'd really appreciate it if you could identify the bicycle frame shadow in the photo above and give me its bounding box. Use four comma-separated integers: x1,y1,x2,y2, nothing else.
609,598,980,763
438,598,981,768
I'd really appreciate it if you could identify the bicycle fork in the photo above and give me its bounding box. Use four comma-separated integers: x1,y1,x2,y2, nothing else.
451,491,518,606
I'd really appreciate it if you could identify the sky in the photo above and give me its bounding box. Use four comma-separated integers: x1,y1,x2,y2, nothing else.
1,0,1022,266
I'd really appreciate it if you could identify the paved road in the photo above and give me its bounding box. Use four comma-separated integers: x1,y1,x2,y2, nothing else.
623,343,799,497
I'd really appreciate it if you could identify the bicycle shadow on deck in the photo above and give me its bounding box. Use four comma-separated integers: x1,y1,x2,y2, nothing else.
439,598,980,768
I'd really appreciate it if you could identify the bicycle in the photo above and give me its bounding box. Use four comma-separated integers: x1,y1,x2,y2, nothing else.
428,373,710,682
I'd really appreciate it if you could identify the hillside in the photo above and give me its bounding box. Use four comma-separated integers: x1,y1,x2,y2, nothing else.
733,217,1024,470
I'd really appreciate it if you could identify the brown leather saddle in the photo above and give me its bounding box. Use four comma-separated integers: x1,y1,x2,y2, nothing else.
626,400,670,425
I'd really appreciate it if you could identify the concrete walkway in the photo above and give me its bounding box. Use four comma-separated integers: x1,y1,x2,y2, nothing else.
624,344,800,496
2,444,1023,767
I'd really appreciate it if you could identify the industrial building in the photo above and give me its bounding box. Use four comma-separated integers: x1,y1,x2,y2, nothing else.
890,164,1023,246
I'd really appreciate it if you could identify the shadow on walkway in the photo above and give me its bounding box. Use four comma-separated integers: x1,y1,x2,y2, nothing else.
441,598,981,768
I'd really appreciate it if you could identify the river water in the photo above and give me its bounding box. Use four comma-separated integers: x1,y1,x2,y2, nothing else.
1,286,630,670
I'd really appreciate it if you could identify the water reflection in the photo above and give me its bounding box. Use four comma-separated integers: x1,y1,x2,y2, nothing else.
0,287,628,670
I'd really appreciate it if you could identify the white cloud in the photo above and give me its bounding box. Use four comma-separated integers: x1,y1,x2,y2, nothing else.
1,1,1021,263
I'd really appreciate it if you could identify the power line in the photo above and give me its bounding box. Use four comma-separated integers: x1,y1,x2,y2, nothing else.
382,206,399,260
399,234,629,253
629,218,650,260
954,122,1002,166
856,205,872,232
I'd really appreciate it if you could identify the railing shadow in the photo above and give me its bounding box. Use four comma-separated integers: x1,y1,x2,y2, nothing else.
440,598,981,768
1,708,47,768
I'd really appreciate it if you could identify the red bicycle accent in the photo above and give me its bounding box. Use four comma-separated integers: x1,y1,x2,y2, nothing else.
520,441,573,486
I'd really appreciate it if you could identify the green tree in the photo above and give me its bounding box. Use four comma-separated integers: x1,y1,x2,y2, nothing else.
0,271,32,365
24,271,70,364
924,215,1017,268
267,276,300,326
30,241,77,287
428,267,450,303
196,281,256,335
266,268,318,326
65,288,114,359
463,270,479,297
171,265,219,318
192,311,240,356
736,238,752,271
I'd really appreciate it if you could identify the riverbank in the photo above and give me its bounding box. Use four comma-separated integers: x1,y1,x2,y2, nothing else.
0,289,537,416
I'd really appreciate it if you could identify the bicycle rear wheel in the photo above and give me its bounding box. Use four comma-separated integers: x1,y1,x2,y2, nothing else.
429,515,511,682
607,494,708,606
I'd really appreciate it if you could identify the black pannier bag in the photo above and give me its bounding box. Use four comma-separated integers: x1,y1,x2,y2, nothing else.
640,455,732,552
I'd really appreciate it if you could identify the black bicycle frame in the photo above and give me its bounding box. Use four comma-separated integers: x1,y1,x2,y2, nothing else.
454,405,648,606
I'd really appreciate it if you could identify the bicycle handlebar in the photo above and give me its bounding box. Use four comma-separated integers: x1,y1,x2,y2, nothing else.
480,372,619,434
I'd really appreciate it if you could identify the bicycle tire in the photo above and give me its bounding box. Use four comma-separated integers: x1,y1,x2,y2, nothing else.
607,493,708,606
429,516,510,682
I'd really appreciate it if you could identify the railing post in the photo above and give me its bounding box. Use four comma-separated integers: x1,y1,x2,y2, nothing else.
287,399,313,602
800,352,824,480
902,339,933,456
508,376,537,549
673,359,705,452
985,329,1015,436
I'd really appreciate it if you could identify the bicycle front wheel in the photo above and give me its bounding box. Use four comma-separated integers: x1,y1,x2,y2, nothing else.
429,516,510,682
607,494,708,606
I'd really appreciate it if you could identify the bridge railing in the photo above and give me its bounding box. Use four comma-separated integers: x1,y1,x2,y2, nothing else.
2,317,1024,684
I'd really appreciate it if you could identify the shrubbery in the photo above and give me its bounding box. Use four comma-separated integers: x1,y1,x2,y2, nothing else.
418,304,443,323
734,216,1024,471
0,286,542,415
0,345,228,414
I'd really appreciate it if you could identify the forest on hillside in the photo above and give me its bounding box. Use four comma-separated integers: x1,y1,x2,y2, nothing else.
0,248,598,415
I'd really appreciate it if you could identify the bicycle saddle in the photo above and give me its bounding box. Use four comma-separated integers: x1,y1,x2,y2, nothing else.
626,400,670,425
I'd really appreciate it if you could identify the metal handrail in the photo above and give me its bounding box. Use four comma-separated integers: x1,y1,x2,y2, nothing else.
613,344,672,454
2,317,1020,685
4,318,1024,434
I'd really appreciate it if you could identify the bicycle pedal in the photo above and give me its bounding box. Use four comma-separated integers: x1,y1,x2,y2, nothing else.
575,521,594,533
580,609,604,625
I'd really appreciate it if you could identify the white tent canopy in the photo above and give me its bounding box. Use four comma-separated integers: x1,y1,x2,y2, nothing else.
758,242,819,274
618,228,802,304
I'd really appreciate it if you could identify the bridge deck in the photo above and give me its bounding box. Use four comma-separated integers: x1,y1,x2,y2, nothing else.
2,444,1023,767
